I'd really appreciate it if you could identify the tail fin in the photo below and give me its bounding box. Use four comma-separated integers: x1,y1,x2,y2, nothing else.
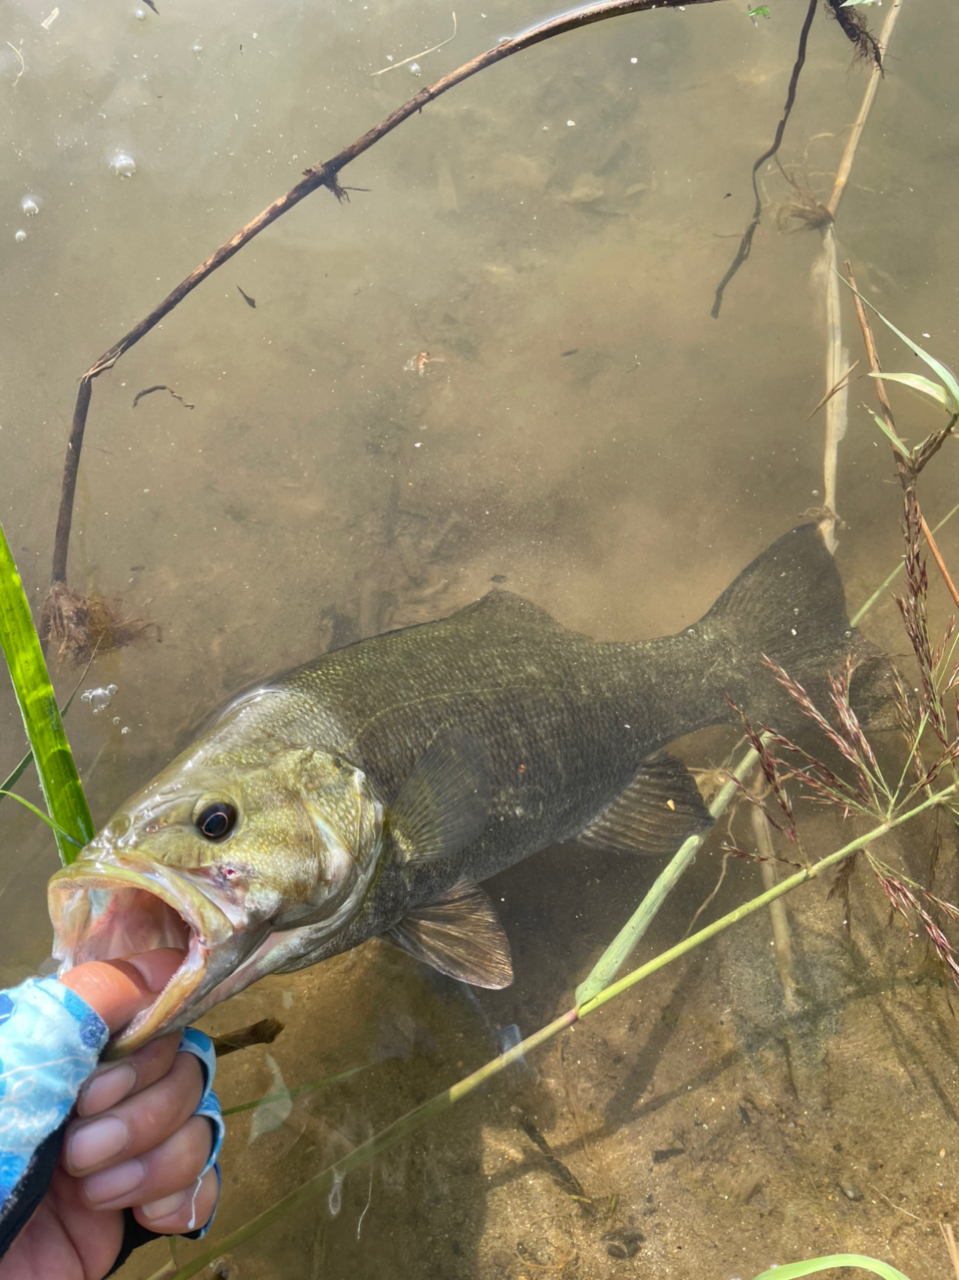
699,525,892,728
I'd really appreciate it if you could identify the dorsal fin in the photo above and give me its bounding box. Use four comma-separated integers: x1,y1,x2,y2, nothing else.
577,753,713,856
454,589,566,632
385,881,513,989
387,729,490,863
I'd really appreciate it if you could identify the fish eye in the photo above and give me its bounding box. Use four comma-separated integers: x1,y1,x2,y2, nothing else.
194,800,238,841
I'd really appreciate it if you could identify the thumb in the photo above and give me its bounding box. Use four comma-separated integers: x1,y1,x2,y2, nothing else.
58,949,185,1034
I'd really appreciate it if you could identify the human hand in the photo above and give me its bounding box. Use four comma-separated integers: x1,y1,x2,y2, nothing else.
0,950,219,1280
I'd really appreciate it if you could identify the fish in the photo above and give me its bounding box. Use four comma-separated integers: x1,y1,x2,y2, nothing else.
48,524,891,1053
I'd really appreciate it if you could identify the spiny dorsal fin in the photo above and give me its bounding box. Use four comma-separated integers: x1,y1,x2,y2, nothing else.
385,881,513,989
577,753,713,857
387,728,491,863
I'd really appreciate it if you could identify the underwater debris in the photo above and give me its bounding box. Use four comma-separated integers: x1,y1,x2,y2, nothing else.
211,1016,284,1057
769,164,834,234
40,582,157,664
516,1110,590,1204
826,0,883,71
403,350,436,376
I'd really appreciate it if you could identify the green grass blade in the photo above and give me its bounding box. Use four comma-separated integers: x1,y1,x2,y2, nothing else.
0,749,34,800
840,277,959,413
220,1064,370,1116
751,1255,911,1280
0,790,82,846
0,521,93,864
866,408,909,453
575,742,759,1004
871,371,954,413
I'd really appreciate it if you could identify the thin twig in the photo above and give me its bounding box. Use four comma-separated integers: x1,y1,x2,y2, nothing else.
843,263,896,429
807,360,859,419
682,851,732,940
47,0,721,592
371,12,457,76
751,788,798,1011
131,385,195,410
843,261,911,488
921,516,959,610
942,1222,959,1280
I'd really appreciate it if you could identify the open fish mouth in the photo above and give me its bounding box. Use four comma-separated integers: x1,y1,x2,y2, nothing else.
48,860,236,1055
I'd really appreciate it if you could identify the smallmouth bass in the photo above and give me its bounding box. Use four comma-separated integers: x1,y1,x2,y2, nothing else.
48,525,890,1052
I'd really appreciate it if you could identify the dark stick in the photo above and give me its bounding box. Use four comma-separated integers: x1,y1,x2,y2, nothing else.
710,0,819,320
47,0,722,591
51,376,91,587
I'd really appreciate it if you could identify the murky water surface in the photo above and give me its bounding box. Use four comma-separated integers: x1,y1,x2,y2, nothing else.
2,0,959,1276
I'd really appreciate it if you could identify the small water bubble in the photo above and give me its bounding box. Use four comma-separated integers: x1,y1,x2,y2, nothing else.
81,683,118,714
112,716,121,725
14,229,26,243
192,42,202,54
109,151,137,178
409,61,421,76
134,6,147,18
21,195,39,217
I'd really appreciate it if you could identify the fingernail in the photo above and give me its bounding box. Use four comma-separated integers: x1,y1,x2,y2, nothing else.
84,1157,144,1204
141,1189,188,1221
68,1115,129,1172
79,1063,137,1117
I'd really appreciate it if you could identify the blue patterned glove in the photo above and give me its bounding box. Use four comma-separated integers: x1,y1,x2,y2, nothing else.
0,974,108,1251
0,976,225,1265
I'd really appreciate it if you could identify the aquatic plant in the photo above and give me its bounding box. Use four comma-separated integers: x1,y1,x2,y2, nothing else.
0,520,92,864
726,488,959,988
752,1258,911,1280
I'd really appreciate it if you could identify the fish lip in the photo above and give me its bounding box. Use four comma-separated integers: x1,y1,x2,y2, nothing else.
48,857,236,1054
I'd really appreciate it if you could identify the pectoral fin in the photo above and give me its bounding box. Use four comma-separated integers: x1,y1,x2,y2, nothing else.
577,752,713,856
387,729,491,863
385,881,513,989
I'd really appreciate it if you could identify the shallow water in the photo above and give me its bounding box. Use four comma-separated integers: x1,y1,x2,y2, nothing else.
2,0,959,1276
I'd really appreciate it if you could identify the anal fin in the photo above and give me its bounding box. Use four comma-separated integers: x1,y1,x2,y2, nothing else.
385,881,513,989
577,752,713,857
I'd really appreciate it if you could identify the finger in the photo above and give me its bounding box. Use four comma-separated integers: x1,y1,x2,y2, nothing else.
58,948,186,1033
65,1049,204,1176
77,1029,182,1117
134,1165,219,1236
78,1113,215,1210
